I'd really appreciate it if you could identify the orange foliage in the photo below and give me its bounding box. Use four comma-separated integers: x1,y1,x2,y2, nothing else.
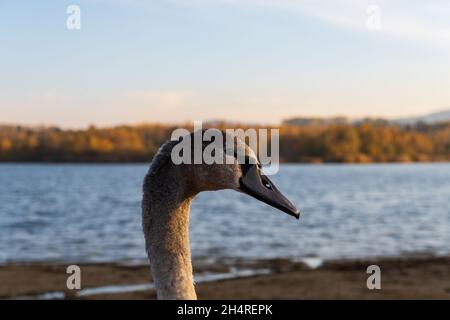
0,121,449,163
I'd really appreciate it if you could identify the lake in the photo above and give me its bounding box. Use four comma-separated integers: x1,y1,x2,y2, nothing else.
0,163,449,265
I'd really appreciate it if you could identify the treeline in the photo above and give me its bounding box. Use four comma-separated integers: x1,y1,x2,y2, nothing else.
1,121,450,163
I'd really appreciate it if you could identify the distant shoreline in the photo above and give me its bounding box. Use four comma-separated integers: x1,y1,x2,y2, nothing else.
2,121,450,163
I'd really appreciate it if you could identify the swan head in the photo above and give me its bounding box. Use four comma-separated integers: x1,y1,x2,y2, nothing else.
173,129,300,219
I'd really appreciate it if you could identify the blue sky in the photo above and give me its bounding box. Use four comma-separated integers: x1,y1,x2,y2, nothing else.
1,0,450,127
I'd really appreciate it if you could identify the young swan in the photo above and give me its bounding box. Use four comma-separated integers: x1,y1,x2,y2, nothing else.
142,130,299,300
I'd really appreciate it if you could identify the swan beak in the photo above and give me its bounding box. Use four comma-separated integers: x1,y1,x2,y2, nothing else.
239,165,300,219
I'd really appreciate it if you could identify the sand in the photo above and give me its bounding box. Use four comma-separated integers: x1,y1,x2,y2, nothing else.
1,256,449,299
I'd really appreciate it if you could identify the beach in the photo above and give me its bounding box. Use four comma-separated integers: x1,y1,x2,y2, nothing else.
1,256,449,300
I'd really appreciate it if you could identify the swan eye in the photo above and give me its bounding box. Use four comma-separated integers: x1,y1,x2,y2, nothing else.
262,177,272,189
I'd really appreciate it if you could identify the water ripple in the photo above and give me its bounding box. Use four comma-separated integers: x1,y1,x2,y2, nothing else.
0,163,449,264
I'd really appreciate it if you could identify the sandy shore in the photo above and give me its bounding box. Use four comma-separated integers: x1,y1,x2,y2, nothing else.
1,256,449,299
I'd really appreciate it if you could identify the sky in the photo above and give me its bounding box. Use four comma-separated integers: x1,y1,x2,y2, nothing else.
1,0,450,127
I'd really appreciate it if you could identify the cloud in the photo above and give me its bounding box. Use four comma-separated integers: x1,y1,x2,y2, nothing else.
94,0,450,43
127,90,195,108
173,0,450,43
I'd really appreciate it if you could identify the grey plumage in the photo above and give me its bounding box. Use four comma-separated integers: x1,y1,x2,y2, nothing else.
142,131,254,299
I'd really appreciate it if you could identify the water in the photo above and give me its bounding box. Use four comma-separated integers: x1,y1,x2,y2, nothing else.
0,163,449,264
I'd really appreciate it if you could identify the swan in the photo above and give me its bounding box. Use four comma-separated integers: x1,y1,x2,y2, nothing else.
142,130,299,300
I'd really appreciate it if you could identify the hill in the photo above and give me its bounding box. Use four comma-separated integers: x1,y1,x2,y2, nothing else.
393,109,450,125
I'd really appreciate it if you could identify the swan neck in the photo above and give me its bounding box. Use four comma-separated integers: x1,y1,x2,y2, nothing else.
142,174,197,300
